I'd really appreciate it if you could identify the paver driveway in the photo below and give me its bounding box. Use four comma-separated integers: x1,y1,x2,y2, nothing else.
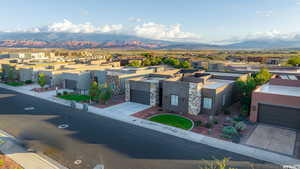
246,125,296,155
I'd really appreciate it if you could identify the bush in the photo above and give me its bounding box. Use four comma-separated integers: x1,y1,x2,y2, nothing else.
63,91,69,95
235,121,247,132
223,126,238,136
25,80,33,84
57,92,62,96
233,116,244,122
205,122,213,129
224,109,231,115
194,120,202,127
213,119,219,125
221,134,233,139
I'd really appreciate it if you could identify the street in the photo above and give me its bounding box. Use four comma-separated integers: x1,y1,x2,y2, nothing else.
0,87,279,169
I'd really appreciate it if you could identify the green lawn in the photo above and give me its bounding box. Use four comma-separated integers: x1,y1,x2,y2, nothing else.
149,114,193,130
5,81,24,86
58,94,90,102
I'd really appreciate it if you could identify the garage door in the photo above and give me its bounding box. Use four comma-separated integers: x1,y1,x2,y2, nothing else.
258,104,300,129
65,80,77,90
130,89,150,105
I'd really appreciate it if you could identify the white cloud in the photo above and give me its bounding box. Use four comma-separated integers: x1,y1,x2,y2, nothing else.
256,10,273,17
133,22,199,41
215,29,299,44
128,17,143,22
46,19,123,33
1,19,201,42
297,0,300,5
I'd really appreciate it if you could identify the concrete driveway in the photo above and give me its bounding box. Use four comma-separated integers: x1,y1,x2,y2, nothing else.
246,125,296,155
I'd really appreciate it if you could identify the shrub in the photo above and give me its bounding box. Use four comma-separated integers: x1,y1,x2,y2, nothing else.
63,91,68,95
235,121,247,132
223,126,238,136
213,119,219,125
199,158,238,169
25,80,33,84
205,122,213,129
38,73,46,88
194,120,202,127
233,116,244,122
224,109,231,115
57,92,62,96
221,134,233,140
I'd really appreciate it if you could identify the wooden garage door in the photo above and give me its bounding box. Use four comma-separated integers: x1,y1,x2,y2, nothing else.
65,80,77,90
130,89,150,105
258,104,300,129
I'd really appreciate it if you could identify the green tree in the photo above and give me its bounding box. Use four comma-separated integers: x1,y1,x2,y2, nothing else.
142,52,153,58
236,76,257,116
38,73,46,88
180,60,192,69
254,68,272,85
128,60,142,67
143,58,152,66
8,67,15,81
98,84,112,104
89,81,100,101
287,56,300,66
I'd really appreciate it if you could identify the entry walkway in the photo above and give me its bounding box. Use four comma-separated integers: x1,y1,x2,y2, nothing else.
1,83,300,166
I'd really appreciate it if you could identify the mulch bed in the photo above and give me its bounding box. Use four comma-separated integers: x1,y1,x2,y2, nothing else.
92,95,125,108
0,152,23,169
132,104,255,142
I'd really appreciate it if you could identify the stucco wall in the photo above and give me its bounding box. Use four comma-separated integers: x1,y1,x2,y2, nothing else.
19,68,33,81
250,92,300,122
162,80,189,113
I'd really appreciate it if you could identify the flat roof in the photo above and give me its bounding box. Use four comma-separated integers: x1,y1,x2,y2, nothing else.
256,84,300,97
207,72,246,77
203,79,234,89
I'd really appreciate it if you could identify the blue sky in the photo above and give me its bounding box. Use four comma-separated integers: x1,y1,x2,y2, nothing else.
1,0,300,43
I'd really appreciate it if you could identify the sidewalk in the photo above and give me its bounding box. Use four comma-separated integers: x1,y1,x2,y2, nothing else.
1,83,300,166
0,130,68,169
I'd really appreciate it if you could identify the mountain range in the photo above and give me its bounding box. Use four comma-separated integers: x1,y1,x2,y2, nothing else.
0,32,300,50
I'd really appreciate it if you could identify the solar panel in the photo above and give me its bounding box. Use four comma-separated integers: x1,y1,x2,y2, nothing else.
280,75,289,79
288,75,297,80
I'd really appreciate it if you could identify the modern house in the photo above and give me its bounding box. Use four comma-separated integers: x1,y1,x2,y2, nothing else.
126,71,247,116
60,71,92,94
92,66,173,95
161,72,236,115
125,69,179,106
250,74,300,129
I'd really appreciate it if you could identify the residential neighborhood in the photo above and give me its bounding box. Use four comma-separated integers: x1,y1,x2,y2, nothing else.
0,48,300,169
2,1,300,169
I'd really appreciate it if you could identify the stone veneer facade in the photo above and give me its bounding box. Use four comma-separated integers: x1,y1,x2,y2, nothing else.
188,83,202,115
106,75,122,95
149,83,159,106
125,80,130,102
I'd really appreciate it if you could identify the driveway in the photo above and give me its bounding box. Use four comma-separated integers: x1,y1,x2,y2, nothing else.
103,102,151,115
246,125,296,155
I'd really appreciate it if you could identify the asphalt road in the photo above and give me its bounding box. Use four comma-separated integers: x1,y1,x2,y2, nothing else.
0,87,280,169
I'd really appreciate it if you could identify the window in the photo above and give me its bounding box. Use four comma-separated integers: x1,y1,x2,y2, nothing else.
171,95,178,106
222,94,226,106
203,98,212,109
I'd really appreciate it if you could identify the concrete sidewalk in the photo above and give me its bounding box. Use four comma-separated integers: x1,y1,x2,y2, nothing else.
1,83,300,166
0,130,68,169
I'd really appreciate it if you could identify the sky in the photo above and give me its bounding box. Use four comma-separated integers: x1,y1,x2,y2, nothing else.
1,0,300,43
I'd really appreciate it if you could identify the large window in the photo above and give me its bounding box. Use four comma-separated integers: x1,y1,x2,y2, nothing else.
171,95,178,106
203,98,212,109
